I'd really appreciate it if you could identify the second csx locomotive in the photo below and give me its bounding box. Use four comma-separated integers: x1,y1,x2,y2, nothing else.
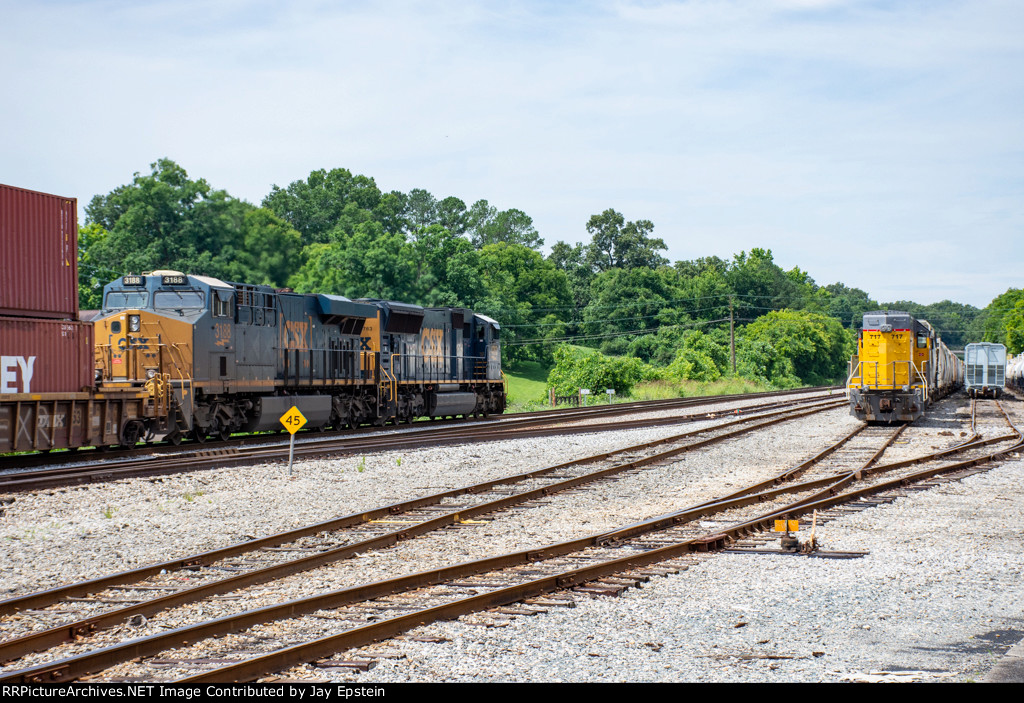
846,310,963,422
92,272,505,443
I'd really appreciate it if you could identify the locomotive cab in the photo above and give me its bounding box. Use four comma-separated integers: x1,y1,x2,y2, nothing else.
94,271,233,442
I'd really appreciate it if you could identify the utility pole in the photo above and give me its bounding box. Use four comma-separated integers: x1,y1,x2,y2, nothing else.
730,296,736,374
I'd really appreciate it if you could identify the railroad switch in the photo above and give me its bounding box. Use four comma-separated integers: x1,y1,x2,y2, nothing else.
775,512,820,552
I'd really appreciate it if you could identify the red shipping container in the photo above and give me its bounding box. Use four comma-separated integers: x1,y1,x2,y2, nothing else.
0,316,94,395
0,183,79,319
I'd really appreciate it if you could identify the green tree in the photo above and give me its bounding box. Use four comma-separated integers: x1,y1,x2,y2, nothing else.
262,167,382,244
85,159,298,287
582,267,684,345
405,189,438,230
820,283,878,330
474,243,571,364
289,222,416,301
741,309,854,384
584,209,668,272
435,196,469,235
467,200,543,249
77,222,113,310
1003,299,1024,354
726,249,804,320
546,345,654,397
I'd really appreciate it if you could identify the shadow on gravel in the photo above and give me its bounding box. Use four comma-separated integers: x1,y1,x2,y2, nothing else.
910,626,1024,656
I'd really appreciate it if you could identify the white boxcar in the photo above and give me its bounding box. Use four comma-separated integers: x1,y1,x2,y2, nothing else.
964,342,1006,398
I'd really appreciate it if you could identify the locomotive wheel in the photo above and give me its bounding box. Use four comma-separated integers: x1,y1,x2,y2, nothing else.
191,429,208,444
218,426,231,441
165,430,182,446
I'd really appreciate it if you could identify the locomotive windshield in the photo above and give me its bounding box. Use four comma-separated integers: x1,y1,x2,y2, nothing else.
105,290,149,310
154,289,205,310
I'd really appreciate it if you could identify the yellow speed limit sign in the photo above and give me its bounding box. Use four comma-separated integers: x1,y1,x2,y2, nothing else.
280,406,307,435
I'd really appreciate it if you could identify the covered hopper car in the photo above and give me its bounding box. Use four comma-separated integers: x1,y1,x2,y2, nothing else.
964,342,1006,399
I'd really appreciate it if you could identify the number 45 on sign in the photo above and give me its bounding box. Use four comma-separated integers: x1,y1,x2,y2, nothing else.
280,407,307,475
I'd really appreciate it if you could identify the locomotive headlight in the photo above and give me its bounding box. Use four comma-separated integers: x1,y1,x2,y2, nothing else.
129,315,141,332
146,368,157,379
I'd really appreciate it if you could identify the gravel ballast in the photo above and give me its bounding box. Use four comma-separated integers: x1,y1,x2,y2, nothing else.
1,393,1021,683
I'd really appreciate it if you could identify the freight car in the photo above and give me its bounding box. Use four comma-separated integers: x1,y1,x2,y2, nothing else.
964,342,1006,399
1,185,160,453
846,311,963,422
92,272,505,444
1007,354,1024,393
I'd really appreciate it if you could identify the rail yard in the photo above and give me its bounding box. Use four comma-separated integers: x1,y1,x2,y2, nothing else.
2,183,1023,684
1,389,1022,683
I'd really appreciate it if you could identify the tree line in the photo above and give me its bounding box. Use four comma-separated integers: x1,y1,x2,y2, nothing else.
77,159,1022,394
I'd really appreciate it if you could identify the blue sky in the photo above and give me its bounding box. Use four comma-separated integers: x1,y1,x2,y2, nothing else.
2,0,1021,307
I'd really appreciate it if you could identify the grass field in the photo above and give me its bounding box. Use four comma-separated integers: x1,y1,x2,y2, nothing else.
503,361,550,407
503,361,786,413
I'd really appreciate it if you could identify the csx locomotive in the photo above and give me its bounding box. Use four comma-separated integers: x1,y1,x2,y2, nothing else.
93,272,505,444
846,311,963,422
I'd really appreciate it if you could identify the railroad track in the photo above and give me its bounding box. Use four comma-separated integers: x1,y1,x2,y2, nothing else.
0,389,837,492
0,386,837,471
0,397,842,675
3,396,1020,682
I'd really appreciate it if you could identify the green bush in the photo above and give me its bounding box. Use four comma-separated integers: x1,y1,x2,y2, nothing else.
546,345,656,397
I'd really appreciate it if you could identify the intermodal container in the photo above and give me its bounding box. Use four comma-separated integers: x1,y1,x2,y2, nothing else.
0,183,79,319
0,316,94,394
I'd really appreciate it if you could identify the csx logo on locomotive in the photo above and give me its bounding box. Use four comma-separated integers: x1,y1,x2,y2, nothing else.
420,328,443,360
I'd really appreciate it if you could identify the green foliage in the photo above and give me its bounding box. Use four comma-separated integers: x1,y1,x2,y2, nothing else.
77,160,991,378
1002,298,1024,354
584,209,668,272
583,267,684,338
980,288,1024,349
262,167,383,244
666,347,721,382
469,201,543,249
819,283,878,329
85,159,301,288
735,337,800,387
741,309,853,384
546,345,655,397
78,222,111,310
474,243,571,364
727,248,805,320
664,330,730,382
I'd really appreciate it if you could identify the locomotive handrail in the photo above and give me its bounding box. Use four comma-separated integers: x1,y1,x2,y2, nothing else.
381,357,397,402
848,360,922,392
912,359,928,403
844,361,862,398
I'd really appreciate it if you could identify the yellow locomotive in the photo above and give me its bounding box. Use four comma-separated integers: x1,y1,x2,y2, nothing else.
847,311,963,422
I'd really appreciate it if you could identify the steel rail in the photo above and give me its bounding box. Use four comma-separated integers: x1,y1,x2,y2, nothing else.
0,400,844,664
0,386,839,471
178,410,1024,683
0,395,839,615
7,399,1002,683
0,393,836,493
